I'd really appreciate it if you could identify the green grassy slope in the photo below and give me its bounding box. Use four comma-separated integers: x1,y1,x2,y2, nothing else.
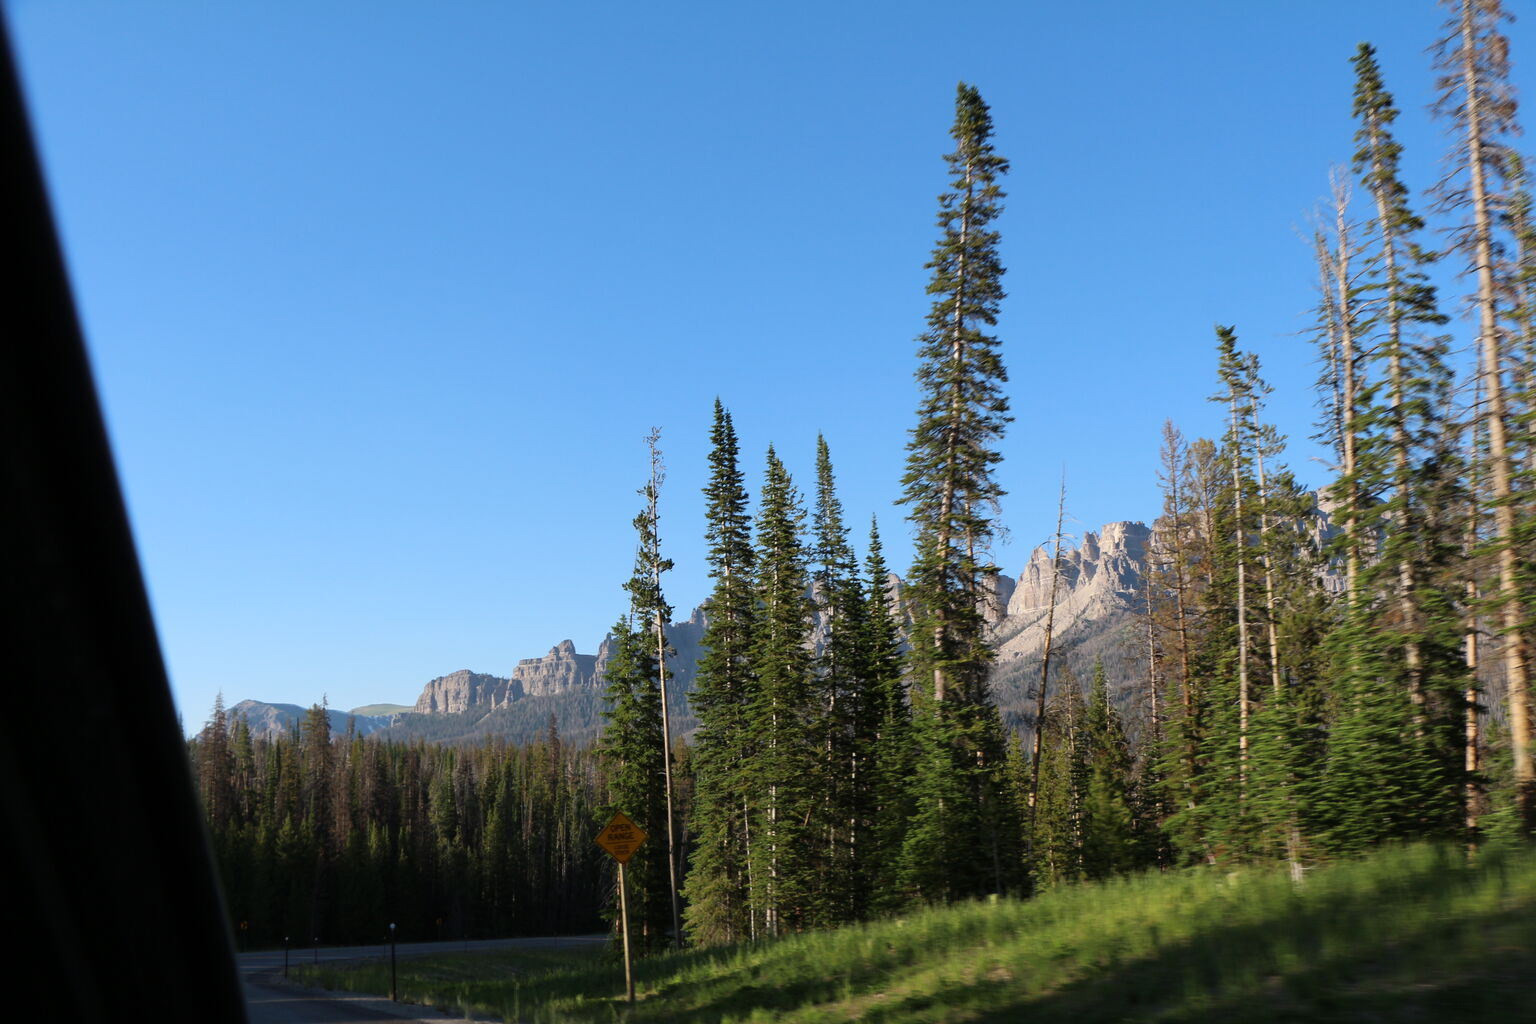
347,703,413,716
295,843,1536,1023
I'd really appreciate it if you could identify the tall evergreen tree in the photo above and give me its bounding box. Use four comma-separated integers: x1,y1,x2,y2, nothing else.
1080,661,1139,880
1339,41,1467,843
683,401,758,944
199,694,235,832
597,457,675,953
1434,0,1533,830
809,436,870,924
898,82,1018,901
1030,666,1088,887
747,446,818,936
301,699,335,855
1165,330,1319,864
1249,442,1332,869
1314,176,1370,609
630,429,683,945
1026,476,1069,845
861,517,912,915
1150,422,1206,838
1214,327,1259,813
598,615,669,951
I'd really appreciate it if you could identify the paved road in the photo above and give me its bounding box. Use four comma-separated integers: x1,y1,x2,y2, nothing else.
237,935,606,1024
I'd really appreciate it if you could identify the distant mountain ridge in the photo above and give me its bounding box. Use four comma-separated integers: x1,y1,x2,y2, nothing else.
227,517,1174,745
224,515,1155,739
227,699,399,739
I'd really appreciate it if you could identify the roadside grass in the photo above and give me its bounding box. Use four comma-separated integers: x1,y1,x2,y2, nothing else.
293,945,606,1018
293,842,1536,1023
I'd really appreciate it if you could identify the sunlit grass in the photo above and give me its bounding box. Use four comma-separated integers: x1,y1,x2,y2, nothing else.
294,842,1536,1022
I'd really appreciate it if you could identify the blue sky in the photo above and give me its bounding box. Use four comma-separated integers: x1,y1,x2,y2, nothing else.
7,1,1526,729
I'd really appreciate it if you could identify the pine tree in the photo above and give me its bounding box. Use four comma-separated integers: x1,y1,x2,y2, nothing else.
1026,476,1068,843
1434,0,1533,830
1150,422,1205,842
1080,660,1139,880
1165,329,1307,863
1214,327,1258,813
630,429,682,946
1030,666,1088,887
1342,41,1468,842
1314,175,1370,609
301,699,335,856
898,81,1017,902
597,457,675,953
861,517,912,914
809,437,871,924
1505,158,1536,503
199,694,234,832
1252,451,1332,869
747,446,817,936
1138,532,1172,868
683,401,758,945
597,614,669,951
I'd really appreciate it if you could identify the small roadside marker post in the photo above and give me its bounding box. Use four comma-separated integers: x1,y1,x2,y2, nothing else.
283,936,289,979
595,811,649,1005
617,862,633,1003
388,922,398,1002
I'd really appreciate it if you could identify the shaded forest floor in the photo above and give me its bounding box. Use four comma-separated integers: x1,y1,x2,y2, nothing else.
292,843,1536,1023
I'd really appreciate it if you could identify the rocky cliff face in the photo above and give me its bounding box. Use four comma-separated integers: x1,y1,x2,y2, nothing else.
512,639,598,697
413,669,519,714
378,505,1349,745
994,520,1151,661
593,606,707,713
393,523,1156,734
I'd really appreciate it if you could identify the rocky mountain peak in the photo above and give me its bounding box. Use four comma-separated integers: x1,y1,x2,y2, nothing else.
261,500,1351,747
513,641,598,697
413,669,517,715
995,521,1151,659
1098,519,1149,560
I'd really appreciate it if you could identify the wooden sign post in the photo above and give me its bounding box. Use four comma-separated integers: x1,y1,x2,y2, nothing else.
595,811,648,1004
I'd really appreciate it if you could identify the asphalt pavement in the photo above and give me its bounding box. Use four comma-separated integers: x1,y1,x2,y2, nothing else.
237,935,606,1024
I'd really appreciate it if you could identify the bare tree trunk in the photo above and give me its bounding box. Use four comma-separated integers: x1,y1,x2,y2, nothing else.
1144,571,1163,745
1027,475,1068,838
931,153,976,706
1159,424,1199,803
1361,134,1428,724
743,795,755,942
1254,441,1282,696
1066,676,1084,874
1229,392,1251,804
643,431,683,948
1316,231,1347,472
1455,0,1533,828
1331,173,1363,608
1142,569,1167,866
1465,369,1487,845
1466,572,1482,844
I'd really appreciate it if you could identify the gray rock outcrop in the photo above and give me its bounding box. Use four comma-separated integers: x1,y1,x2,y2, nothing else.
260,494,1355,748
994,520,1151,661
512,640,599,696
413,669,519,714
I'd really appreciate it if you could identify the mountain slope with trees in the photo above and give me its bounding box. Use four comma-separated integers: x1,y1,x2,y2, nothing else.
193,0,1536,967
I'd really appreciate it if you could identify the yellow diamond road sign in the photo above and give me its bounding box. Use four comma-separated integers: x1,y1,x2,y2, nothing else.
596,811,648,864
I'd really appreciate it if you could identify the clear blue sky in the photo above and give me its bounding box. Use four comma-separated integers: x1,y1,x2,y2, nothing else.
7,1,1525,729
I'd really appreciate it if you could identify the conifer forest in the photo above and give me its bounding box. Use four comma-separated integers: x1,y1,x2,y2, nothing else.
189,0,1536,957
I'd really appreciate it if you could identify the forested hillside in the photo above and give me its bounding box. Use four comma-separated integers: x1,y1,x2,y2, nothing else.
194,701,608,947
190,0,1536,960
